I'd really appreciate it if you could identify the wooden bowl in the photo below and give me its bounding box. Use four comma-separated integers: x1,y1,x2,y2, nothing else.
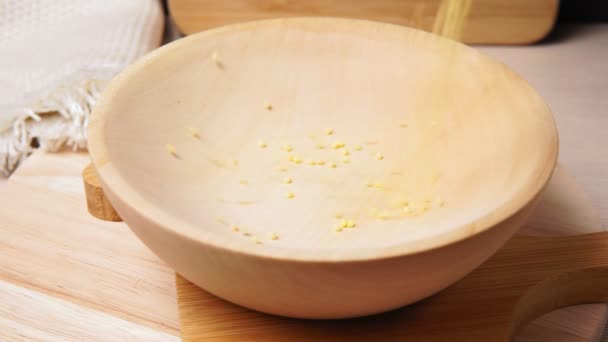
88,18,558,319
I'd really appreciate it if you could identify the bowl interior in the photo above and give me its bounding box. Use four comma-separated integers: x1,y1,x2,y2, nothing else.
91,18,557,260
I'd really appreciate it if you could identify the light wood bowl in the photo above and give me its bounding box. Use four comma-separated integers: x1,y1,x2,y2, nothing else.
88,18,558,319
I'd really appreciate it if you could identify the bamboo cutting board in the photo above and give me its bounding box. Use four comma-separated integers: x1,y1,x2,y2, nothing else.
168,0,559,44
176,232,608,341
170,167,608,341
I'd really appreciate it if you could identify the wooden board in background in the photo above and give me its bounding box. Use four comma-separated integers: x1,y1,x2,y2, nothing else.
169,0,559,45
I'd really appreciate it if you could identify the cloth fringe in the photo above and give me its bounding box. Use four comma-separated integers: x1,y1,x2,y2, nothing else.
0,78,105,177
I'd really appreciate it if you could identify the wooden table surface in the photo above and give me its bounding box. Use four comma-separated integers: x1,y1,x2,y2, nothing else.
0,24,606,341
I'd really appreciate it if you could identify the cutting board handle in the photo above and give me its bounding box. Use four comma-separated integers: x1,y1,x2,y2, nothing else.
508,233,608,335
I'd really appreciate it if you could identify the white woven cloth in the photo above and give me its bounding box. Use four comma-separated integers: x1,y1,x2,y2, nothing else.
0,0,164,176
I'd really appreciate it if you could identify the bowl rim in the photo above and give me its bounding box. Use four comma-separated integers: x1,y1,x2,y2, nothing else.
88,17,559,263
